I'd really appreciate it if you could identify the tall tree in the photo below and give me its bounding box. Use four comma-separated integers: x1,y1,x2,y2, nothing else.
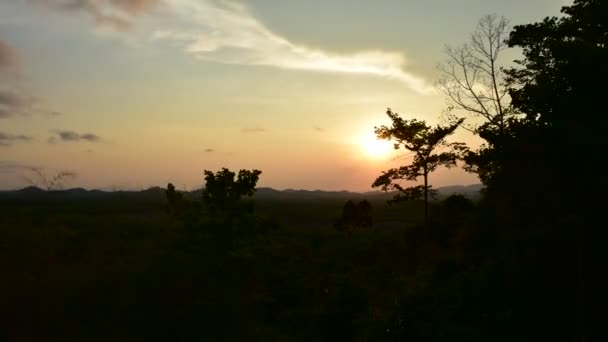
503,2,607,340
437,14,513,135
372,109,465,226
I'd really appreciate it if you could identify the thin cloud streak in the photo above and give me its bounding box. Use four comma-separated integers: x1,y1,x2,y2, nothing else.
241,126,266,133
29,0,161,30
49,130,101,143
0,132,33,147
153,0,432,94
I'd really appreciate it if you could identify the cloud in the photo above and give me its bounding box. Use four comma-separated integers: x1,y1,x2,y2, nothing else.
0,132,33,147
0,40,20,71
0,39,60,119
49,130,101,143
0,90,36,119
29,0,161,30
241,127,265,134
151,0,432,94
29,1,431,92
80,132,101,141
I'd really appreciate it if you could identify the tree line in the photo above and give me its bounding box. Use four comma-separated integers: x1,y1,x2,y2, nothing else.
369,1,604,340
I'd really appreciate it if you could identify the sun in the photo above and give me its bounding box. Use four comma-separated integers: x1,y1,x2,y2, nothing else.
359,132,393,159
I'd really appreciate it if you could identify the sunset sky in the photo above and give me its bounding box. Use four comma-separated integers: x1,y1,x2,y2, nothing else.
1,0,567,191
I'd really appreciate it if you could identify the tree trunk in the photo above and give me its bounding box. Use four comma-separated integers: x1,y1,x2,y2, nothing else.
423,167,429,227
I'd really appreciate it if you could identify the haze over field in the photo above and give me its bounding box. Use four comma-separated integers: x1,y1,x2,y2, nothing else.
1,0,566,190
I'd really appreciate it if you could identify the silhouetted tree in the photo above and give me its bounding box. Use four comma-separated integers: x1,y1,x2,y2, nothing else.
436,14,521,192
499,1,608,339
200,168,264,238
165,183,184,215
23,167,77,191
335,200,357,235
166,168,272,238
372,109,465,226
335,200,373,235
356,200,373,229
202,168,262,216
437,14,513,135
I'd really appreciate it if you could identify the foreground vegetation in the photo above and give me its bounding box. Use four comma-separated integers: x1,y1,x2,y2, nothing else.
0,187,597,341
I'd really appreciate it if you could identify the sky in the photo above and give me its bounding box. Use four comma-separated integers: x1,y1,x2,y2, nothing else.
1,0,568,191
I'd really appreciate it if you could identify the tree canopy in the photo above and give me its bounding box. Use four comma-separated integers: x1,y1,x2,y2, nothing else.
202,168,262,215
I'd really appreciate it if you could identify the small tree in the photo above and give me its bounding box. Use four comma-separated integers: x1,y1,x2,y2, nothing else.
372,109,465,226
356,200,373,229
166,168,269,236
23,167,77,191
202,168,262,215
335,200,373,236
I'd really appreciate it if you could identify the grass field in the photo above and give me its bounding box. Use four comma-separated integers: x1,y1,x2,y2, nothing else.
0,192,585,341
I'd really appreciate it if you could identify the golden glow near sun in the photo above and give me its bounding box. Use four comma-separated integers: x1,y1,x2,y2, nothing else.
359,132,393,159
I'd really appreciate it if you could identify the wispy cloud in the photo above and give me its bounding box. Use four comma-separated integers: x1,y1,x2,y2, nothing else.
0,39,26,119
241,126,266,134
29,0,161,30
49,130,101,143
151,0,431,94
0,39,61,119
0,132,33,147
30,1,431,93
0,90,38,119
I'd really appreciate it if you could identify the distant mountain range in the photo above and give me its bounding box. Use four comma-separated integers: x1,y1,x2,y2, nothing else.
0,184,483,201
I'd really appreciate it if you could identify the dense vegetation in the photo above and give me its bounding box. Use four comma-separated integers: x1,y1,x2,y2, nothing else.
0,1,603,340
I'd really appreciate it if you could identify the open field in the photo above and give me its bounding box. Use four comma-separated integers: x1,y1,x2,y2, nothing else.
0,188,597,341
0,191,478,341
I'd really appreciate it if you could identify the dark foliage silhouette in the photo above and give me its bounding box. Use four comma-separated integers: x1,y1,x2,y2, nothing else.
202,168,262,216
495,1,605,339
166,168,277,241
372,108,466,226
334,199,373,235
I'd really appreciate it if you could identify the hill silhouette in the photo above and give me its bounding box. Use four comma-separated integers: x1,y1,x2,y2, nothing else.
0,184,483,202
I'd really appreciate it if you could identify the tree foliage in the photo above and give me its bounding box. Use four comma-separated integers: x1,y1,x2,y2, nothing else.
459,2,607,339
481,0,608,213
165,168,273,237
202,168,262,216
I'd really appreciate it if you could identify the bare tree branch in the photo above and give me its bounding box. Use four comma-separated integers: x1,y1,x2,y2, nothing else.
436,14,514,134
23,167,77,190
